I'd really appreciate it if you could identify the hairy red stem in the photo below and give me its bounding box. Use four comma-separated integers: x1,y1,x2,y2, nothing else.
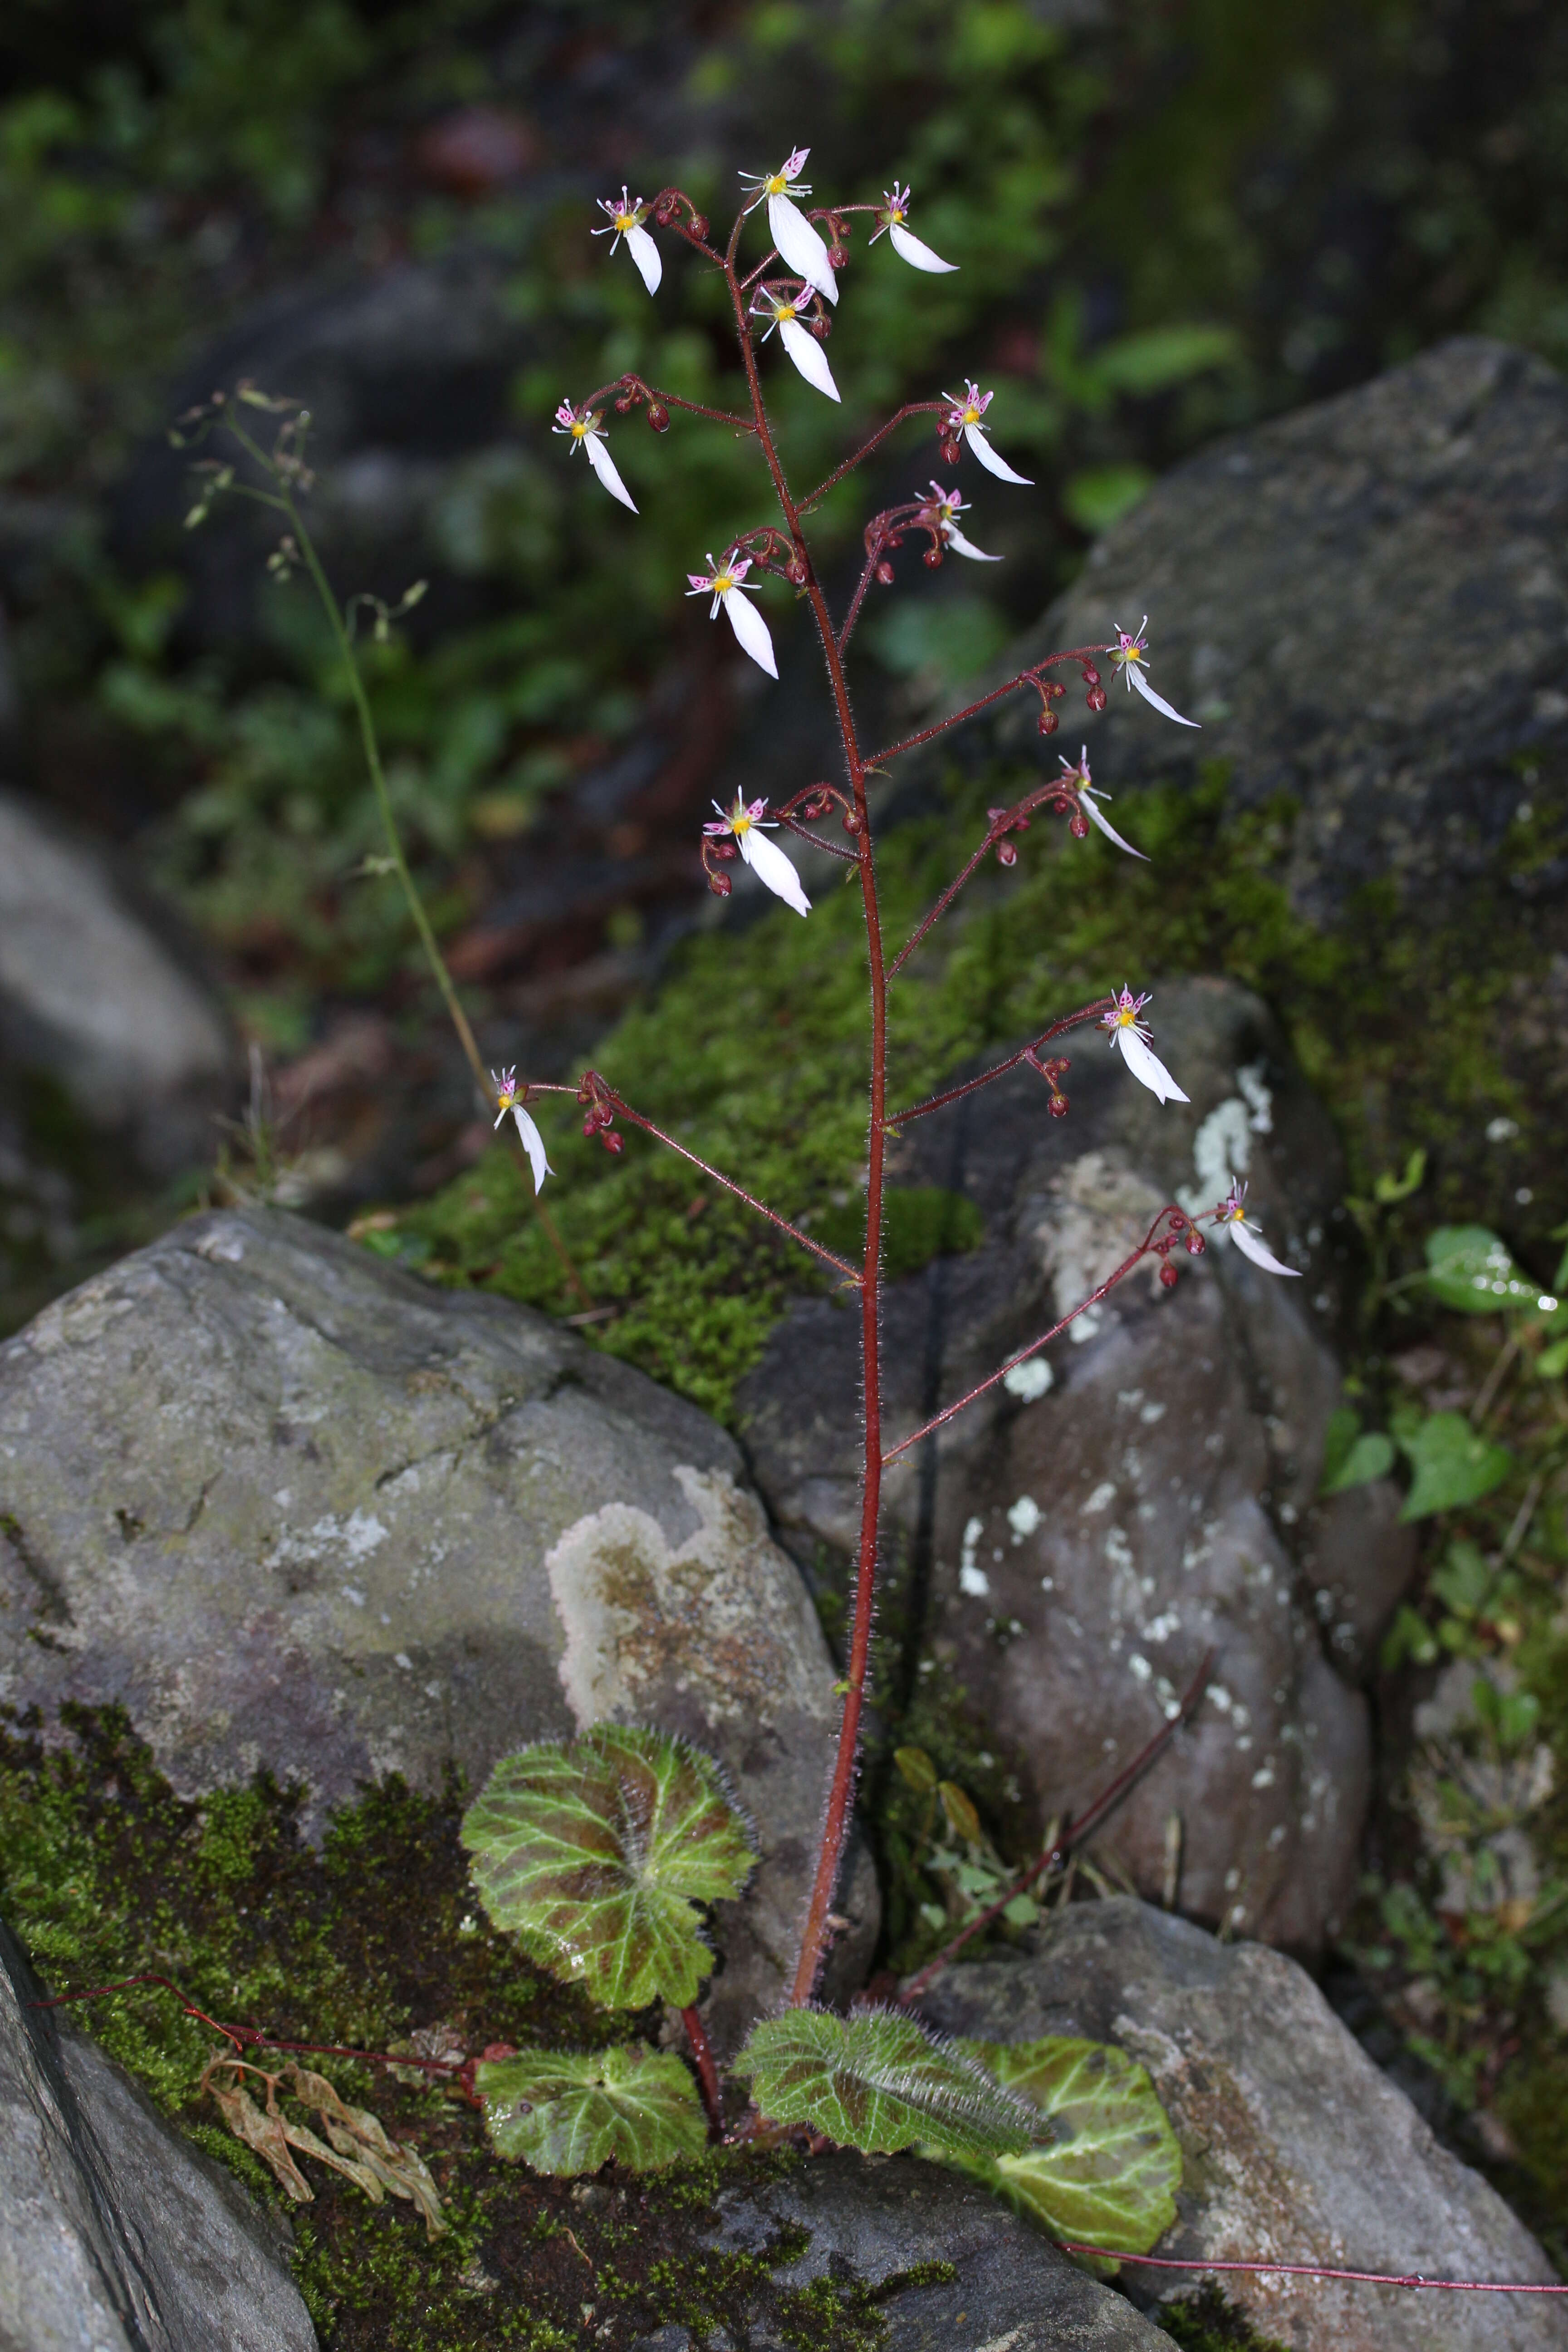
1060,2248,1568,2296
899,1653,1214,2002
680,2006,724,2138
868,645,1112,768
884,1002,1113,1126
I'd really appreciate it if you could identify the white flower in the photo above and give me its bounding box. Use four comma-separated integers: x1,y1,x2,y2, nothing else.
491,1067,554,1194
1215,1182,1300,1276
592,188,662,295
686,551,778,678
922,481,998,562
703,794,810,916
752,290,839,402
1059,745,1146,859
1100,986,1189,1104
1109,617,1198,728
739,147,838,304
870,183,957,274
941,381,1032,485
552,402,637,513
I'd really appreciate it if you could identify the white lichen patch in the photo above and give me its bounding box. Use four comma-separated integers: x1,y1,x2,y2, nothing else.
1002,1357,1054,1401
1006,1495,1041,1541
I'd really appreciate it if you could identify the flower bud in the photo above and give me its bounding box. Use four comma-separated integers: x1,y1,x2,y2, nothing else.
601,1128,625,1154
785,555,808,585
923,546,942,568
843,807,862,834
997,839,1017,867
1159,1260,1179,1289
707,870,731,897
1048,1093,1069,1119
690,214,709,240
712,838,737,858
939,435,961,467
654,195,678,224
811,315,831,340
875,559,895,585
1069,811,1088,839
1185,1229,1206,1256
1086,685,1107,713
1036,708,1059,735
615,393,634,412
1082,663,1102,686
647,402,670,431
828,245,848,269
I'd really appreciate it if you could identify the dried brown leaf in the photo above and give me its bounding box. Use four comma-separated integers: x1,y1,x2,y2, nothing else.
206,2075,313,2202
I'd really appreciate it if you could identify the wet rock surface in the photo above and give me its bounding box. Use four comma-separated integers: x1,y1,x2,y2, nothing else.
1,1909,316,2352
982,336,1568,922
913,1898,1568,2352
634,2149,1168,2351
0,1206,875,2046
740,977,1409,1950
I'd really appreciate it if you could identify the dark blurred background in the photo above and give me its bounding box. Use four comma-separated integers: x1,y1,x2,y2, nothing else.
0,0,1565,1329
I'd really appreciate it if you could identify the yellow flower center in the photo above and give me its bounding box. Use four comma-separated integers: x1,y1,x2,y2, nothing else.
963,405,981,426
890,206,906,223
615,209,637,232
713,572,735,594
765,173,789,196
730,806,752,835
570,418,591,439
777,303,798,323
1115,1006,1137,1029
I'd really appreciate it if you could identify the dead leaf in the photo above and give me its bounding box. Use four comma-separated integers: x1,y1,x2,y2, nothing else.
205,2073,313,2202
201,2053,447,2237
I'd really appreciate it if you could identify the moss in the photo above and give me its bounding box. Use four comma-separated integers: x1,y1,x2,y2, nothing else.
1154,2281,1292,2349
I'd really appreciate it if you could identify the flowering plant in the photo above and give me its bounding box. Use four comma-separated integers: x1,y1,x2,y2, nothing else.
172,146,1299,2199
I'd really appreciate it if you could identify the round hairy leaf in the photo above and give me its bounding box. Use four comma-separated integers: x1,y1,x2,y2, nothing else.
735,2006,1034,2160
953,2036,1180,2264
461,1724,755,2009
475,2043,706,2175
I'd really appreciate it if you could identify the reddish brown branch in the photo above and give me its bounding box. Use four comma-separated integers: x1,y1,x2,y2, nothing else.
798,402,946,515
899,1653,1214,2002
1061,2249,1568,2297
681,2005,724,2139
580,372,756,433
884,1001,1113,1127
885,780,1081,981
883,1205,1201,1461
867,645,1113,768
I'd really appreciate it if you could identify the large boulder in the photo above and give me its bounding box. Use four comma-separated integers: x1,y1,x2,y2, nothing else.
0,787,238,1182
0,1207,875,2048
1,1909,316,2352
636,2147,1169,2350
986,337,1568,924
913,1898,1568,2352
740,978,1410,1952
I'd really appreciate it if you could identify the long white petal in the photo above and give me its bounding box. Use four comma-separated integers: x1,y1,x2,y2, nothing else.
965,421,1032,485
943,523,1000,562
1127,662,1199,728
769,190,838,303
888,220,957,274
778,317,840,402
740,825,811,916
625,223,663,295
720,583,778,678
1227,1218,1301,1277
512,1104,554,1194
1080,791,1147,861
583,433,637,513
1117,1027,1190,1104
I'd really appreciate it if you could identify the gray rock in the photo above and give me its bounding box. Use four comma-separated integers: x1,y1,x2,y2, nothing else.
740,978,1406,1951
1,1909,316,2352
0,1206,876,2048
0,788,238,1180
980,337,1568,922
689,2149,1168,2349
913,1898,1568,2352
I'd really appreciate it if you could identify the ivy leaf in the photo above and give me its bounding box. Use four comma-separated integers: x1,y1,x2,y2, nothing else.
735,2006,1034,2160
475,2043,706,2176
461,1724,755,2009
1424,1226,1553,1317
949,2037,1181,2270
1398,1411,1513,1522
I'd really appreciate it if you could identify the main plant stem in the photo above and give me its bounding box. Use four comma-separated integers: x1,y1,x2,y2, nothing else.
720,263,888,2006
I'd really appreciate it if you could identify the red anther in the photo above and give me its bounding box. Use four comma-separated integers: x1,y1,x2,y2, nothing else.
1036,708,1059,735
997,839,1017,867
707,870,732,897
875,560,895,585
1048,1094,1070,1119
843,808,863,834
1159,1260,1180,1289
1081,663,1102,686
1069,811,1089,839
1185,1230,1206,1256
601,1129,625,1154
689,213,709,240
1086,685,1108,713
923,547,942,568
647,402,670,431
939,436,961,467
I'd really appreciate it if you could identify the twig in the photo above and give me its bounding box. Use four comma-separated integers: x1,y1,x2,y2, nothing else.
1060,2246,1568,2296
883,1002,1113,1125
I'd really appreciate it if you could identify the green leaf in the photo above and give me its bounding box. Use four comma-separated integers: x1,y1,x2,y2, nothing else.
1424,1226,1548,1315
951,2037,1181,2264
475,2043,706,2176
893,1744,939,1793
1398,1412,1513,1523
1381,1602,1440,1671
1322,1428,1396,1493
1372,1147,1427,1205
1061,465,1153,534
1088,323,1242,395
461,1725,755,2009
1429,1539,1493,1620
1538,1337,1568,1380
735,2008,1034,2161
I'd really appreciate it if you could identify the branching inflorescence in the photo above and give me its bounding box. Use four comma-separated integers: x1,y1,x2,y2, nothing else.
171,143,1307,2189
